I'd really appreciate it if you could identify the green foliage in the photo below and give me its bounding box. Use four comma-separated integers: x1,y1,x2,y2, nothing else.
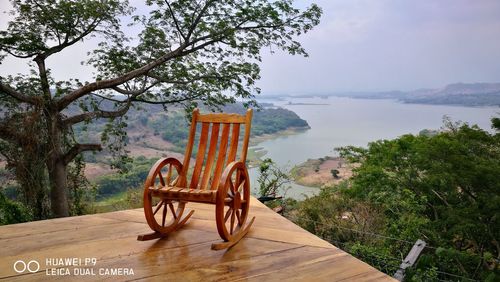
257,158,290,198
492,117,500,131
67,156,97,215
150,113,190,150
95,157,156,197
222,104,309,136
0,192,32,225
257,158,298,216
0,0,130,59
291,118,500,281
94,188,143,213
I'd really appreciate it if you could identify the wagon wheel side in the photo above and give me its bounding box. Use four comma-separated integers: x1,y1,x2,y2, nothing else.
213,161,255,250
138,157,193,240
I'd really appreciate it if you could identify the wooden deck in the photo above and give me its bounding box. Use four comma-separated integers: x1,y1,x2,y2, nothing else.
0,197,395,281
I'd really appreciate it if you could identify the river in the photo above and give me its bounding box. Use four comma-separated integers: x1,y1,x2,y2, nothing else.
249,96,499,199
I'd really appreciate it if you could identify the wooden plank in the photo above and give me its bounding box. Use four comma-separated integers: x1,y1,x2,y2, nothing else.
190,122,210,188
0,221,147,258
0,228,220,279
210,123,230,190
242,253,395,282
0,195,393,281
2,238,299,281
185,218,333,249
226,123,240,163
200,123,220,190
180,108,199,186
134,246,382,282
240,109,253,162
0,215,120,240
197,113,246,124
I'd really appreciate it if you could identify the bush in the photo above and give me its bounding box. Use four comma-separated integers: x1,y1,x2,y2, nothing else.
0,193,32,225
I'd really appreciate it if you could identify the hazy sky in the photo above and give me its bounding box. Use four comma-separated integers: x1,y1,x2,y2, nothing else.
1,0,500,94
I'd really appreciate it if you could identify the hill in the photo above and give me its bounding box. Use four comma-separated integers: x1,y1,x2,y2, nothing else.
328,82,500,106
402,82,500,106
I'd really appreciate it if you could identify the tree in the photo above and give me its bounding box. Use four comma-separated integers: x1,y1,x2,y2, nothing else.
291,119,499,280
330,169,339,179
0,0,321,218
333,118,500,281
257,158,290,199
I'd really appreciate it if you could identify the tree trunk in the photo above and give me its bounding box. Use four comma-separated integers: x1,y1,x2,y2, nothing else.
46,112,70,217
47,158,69,217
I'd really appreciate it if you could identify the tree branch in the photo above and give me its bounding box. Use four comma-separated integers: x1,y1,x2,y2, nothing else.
39,18,102,60
111,79,160,95
63,101,132,126
56,45,186,111
147,73,227,85
0,48,38,59
0,79,39,104
165,0,187,41
131,94,201,105
34,57,51,100
63,143,102,165
186,0,215,40
56,7,288,111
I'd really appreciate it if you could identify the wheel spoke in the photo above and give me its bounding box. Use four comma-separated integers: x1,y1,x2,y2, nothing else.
153,200,164,215
166,164,173,184
229,179,235,194
171,176,179,186
224,207,233,222
236,209,242,225
158,171,165,186
169,202,177,219
237,179,245,193
230,209,236,234
162,202,168,227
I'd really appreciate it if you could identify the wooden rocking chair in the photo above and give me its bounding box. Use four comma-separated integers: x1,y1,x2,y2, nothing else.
137,108,255,250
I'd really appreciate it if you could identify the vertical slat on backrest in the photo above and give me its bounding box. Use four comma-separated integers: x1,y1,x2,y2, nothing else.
190,122,210,188
226,123,240,163
199,123,220,190
240,109,253,163
180,109,199,187
210,123,230,190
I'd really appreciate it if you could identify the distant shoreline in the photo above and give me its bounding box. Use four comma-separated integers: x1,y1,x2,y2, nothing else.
286,102,329,106
259,82,500,107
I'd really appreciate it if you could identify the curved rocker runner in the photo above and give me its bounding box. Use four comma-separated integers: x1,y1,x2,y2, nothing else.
137,108,255,250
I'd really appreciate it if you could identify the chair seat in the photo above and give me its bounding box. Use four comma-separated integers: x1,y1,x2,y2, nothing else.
149,186,218,204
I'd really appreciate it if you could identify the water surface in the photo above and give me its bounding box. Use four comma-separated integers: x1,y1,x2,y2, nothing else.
249,96,499,199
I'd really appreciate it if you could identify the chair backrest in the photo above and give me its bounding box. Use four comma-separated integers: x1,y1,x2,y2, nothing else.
179,108,253,190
